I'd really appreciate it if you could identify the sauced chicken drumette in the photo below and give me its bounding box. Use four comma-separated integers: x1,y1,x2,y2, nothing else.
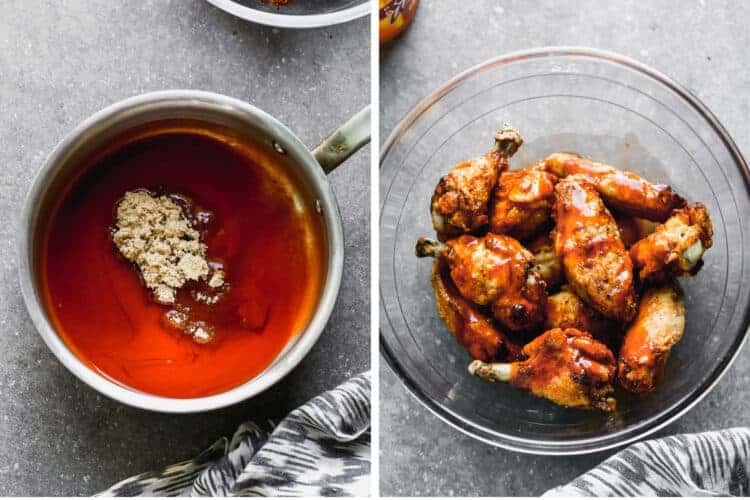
416,233,546,333
545,286,621,348
430,260,523,362
543,152,686,222
553,175,638,322
488,164,558,241
630,203,713,283
526,232,564,290
618,282,686,394
468,328,617,412
431,126,523,241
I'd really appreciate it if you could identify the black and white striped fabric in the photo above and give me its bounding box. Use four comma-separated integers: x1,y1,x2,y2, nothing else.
544,427,750,497
98,372,370,497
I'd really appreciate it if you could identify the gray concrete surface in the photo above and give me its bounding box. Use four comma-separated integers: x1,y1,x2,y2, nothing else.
0,0,369,495
380,1,750,496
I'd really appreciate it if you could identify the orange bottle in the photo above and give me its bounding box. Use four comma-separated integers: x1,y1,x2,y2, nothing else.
379,0,419,44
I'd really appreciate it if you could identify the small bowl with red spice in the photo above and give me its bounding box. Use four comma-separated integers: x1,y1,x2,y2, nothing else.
204,0,369,29
19,90,369,412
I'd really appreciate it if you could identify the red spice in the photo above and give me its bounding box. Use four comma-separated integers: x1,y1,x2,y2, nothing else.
41,122,325,398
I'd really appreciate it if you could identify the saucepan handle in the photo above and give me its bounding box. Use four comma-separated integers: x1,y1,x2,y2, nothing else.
313,105,371,174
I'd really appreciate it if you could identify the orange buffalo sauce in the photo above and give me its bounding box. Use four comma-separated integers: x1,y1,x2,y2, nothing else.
40,122,325,398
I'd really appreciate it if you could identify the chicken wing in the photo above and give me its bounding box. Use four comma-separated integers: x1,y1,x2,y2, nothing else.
614,213,658,248
553,175,638,322
431,126,523,241
431,259,523,362
415,233,546,333
468,328,617,412
545,286,620,347
543,152,686,222
488,164,558,241
527,232,564,290
630,203,713,283
618,283,686,394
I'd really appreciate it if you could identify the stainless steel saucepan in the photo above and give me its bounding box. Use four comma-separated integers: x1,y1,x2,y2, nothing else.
18,90,370,413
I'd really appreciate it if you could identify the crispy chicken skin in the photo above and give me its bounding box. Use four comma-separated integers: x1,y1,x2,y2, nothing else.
416,234,546,333
527,232,564,290
553,175,638,322
431,126,523,241
543,152,686,222
431,259,523,362
488,164,558,241
469,328,617,412
545,287,620,347
630,203,713,283
618,283,686,394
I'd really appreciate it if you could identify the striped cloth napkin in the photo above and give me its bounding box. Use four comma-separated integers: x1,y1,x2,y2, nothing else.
544,428,750,496
98,373,370,497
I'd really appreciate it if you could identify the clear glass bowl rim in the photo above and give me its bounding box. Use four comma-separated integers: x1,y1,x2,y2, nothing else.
379,46,750,455
204,0,369,28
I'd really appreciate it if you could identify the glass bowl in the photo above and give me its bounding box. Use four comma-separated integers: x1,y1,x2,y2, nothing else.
380,47,750,454
204,0,369,28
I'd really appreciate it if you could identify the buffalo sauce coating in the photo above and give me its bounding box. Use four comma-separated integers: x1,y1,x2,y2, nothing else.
431,259,523,362
553,175,637,322
544,287,621,348
543,152,686,222
444,234,530,306
41,128,324,398
488,164,557,241
444,233,545,332
431,150,509,241
629,203,713,283
510,328,616,411
618,283,686,394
